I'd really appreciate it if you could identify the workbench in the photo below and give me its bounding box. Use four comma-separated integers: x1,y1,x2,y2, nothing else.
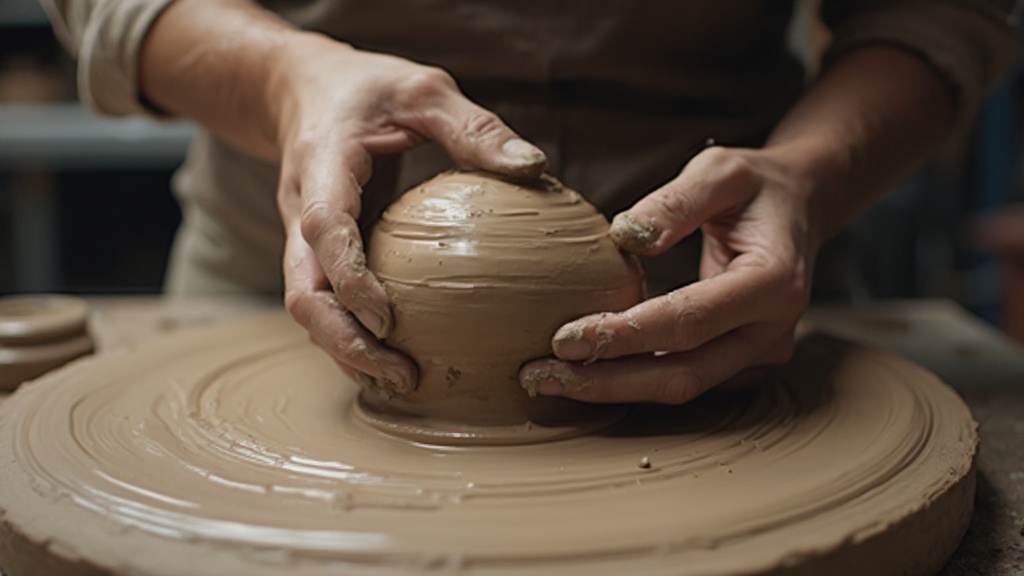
1,297,1021,575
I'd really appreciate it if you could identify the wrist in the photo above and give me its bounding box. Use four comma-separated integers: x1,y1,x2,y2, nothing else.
757,45,954,250
758,139,848,256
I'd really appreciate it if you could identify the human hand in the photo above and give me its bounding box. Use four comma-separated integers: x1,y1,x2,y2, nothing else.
520,146,820,404
272,34,547,395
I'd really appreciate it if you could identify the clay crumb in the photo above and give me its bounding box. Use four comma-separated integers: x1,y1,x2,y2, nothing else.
584,315,615,365
638,456,652,469
625,314,642,331
445,366,462,387
520,363,592,397
360,374,414,400
565,323,586,343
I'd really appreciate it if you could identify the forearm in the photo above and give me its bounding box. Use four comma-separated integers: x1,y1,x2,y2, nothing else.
763,45,955,249
139,0,314,160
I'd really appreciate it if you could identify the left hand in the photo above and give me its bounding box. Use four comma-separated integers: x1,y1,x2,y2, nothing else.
519,145,822,404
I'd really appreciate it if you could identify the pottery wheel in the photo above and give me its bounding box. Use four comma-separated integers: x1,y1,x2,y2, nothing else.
0,313,977,576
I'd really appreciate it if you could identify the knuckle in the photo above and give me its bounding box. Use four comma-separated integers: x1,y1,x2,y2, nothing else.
342,336,372,365
275,177,299,216
657,369,704,405
718,155,756,187
284,289,314,324
697,145,732,166
290,129,318,159
778,269,811,316
461,109,506,142
298,200,332,244
395,67,456,105
651,187,697,222
669,299,714,350
347,151,373,185
700,147,757,190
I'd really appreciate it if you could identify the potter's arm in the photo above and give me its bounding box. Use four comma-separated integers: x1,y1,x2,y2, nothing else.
43,0,341,160
40,0,175,117
745,0,1019,245
759,0,1018,242
42,0,547,395
822,0,1017,134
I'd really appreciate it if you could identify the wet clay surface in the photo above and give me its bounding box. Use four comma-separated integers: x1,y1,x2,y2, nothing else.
805,301,1024,576
0,312,978,576
366,171,644,444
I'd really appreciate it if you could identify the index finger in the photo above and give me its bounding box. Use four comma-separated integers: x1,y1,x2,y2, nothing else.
609,147,758,255
292,137,393,339
550,259,801,362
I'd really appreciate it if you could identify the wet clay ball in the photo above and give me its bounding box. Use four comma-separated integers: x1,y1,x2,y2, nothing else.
363,171,644,444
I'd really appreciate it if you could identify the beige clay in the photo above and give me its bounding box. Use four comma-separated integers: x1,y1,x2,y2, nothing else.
364,171,644,444
0,174,978,576
0,314,977,575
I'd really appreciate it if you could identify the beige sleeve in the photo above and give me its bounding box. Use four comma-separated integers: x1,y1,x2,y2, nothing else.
822,0,1017,129
40,0,176,116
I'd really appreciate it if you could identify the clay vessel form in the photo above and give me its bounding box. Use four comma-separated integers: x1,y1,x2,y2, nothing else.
364,171,644,444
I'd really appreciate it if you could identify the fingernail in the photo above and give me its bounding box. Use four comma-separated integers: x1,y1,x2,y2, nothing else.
353,307,389,339
358,370,415,400
501,138,546,165
385,363,417,392
553,338,594,361
520,369,564,398
382,373,416,396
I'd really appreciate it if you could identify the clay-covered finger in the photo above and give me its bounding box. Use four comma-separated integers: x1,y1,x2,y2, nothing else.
283,206,417,395
303,302,419,398
551,266,789,362
392,68,547,179
521,324,776,405
283,239,416,393
609,147,758,255
295,144,393,338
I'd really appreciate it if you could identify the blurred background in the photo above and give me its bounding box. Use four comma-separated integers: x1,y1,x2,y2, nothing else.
1,0,1023,342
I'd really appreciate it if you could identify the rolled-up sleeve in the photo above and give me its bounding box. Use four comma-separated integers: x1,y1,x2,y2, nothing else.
40,0,176,116
822,0,1017,128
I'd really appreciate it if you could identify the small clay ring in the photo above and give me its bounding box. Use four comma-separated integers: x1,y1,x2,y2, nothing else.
0,295,90,346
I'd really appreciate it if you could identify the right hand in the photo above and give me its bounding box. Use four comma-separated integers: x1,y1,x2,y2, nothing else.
270,33,548,396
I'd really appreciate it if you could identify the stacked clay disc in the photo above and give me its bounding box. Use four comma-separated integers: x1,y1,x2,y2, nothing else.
0,294,94,391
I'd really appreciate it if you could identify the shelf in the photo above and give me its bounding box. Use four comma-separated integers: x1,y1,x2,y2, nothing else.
0,0,48,27
0,103,194,170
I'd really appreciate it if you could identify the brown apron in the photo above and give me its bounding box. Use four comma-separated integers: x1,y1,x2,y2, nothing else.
165,1,809,297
